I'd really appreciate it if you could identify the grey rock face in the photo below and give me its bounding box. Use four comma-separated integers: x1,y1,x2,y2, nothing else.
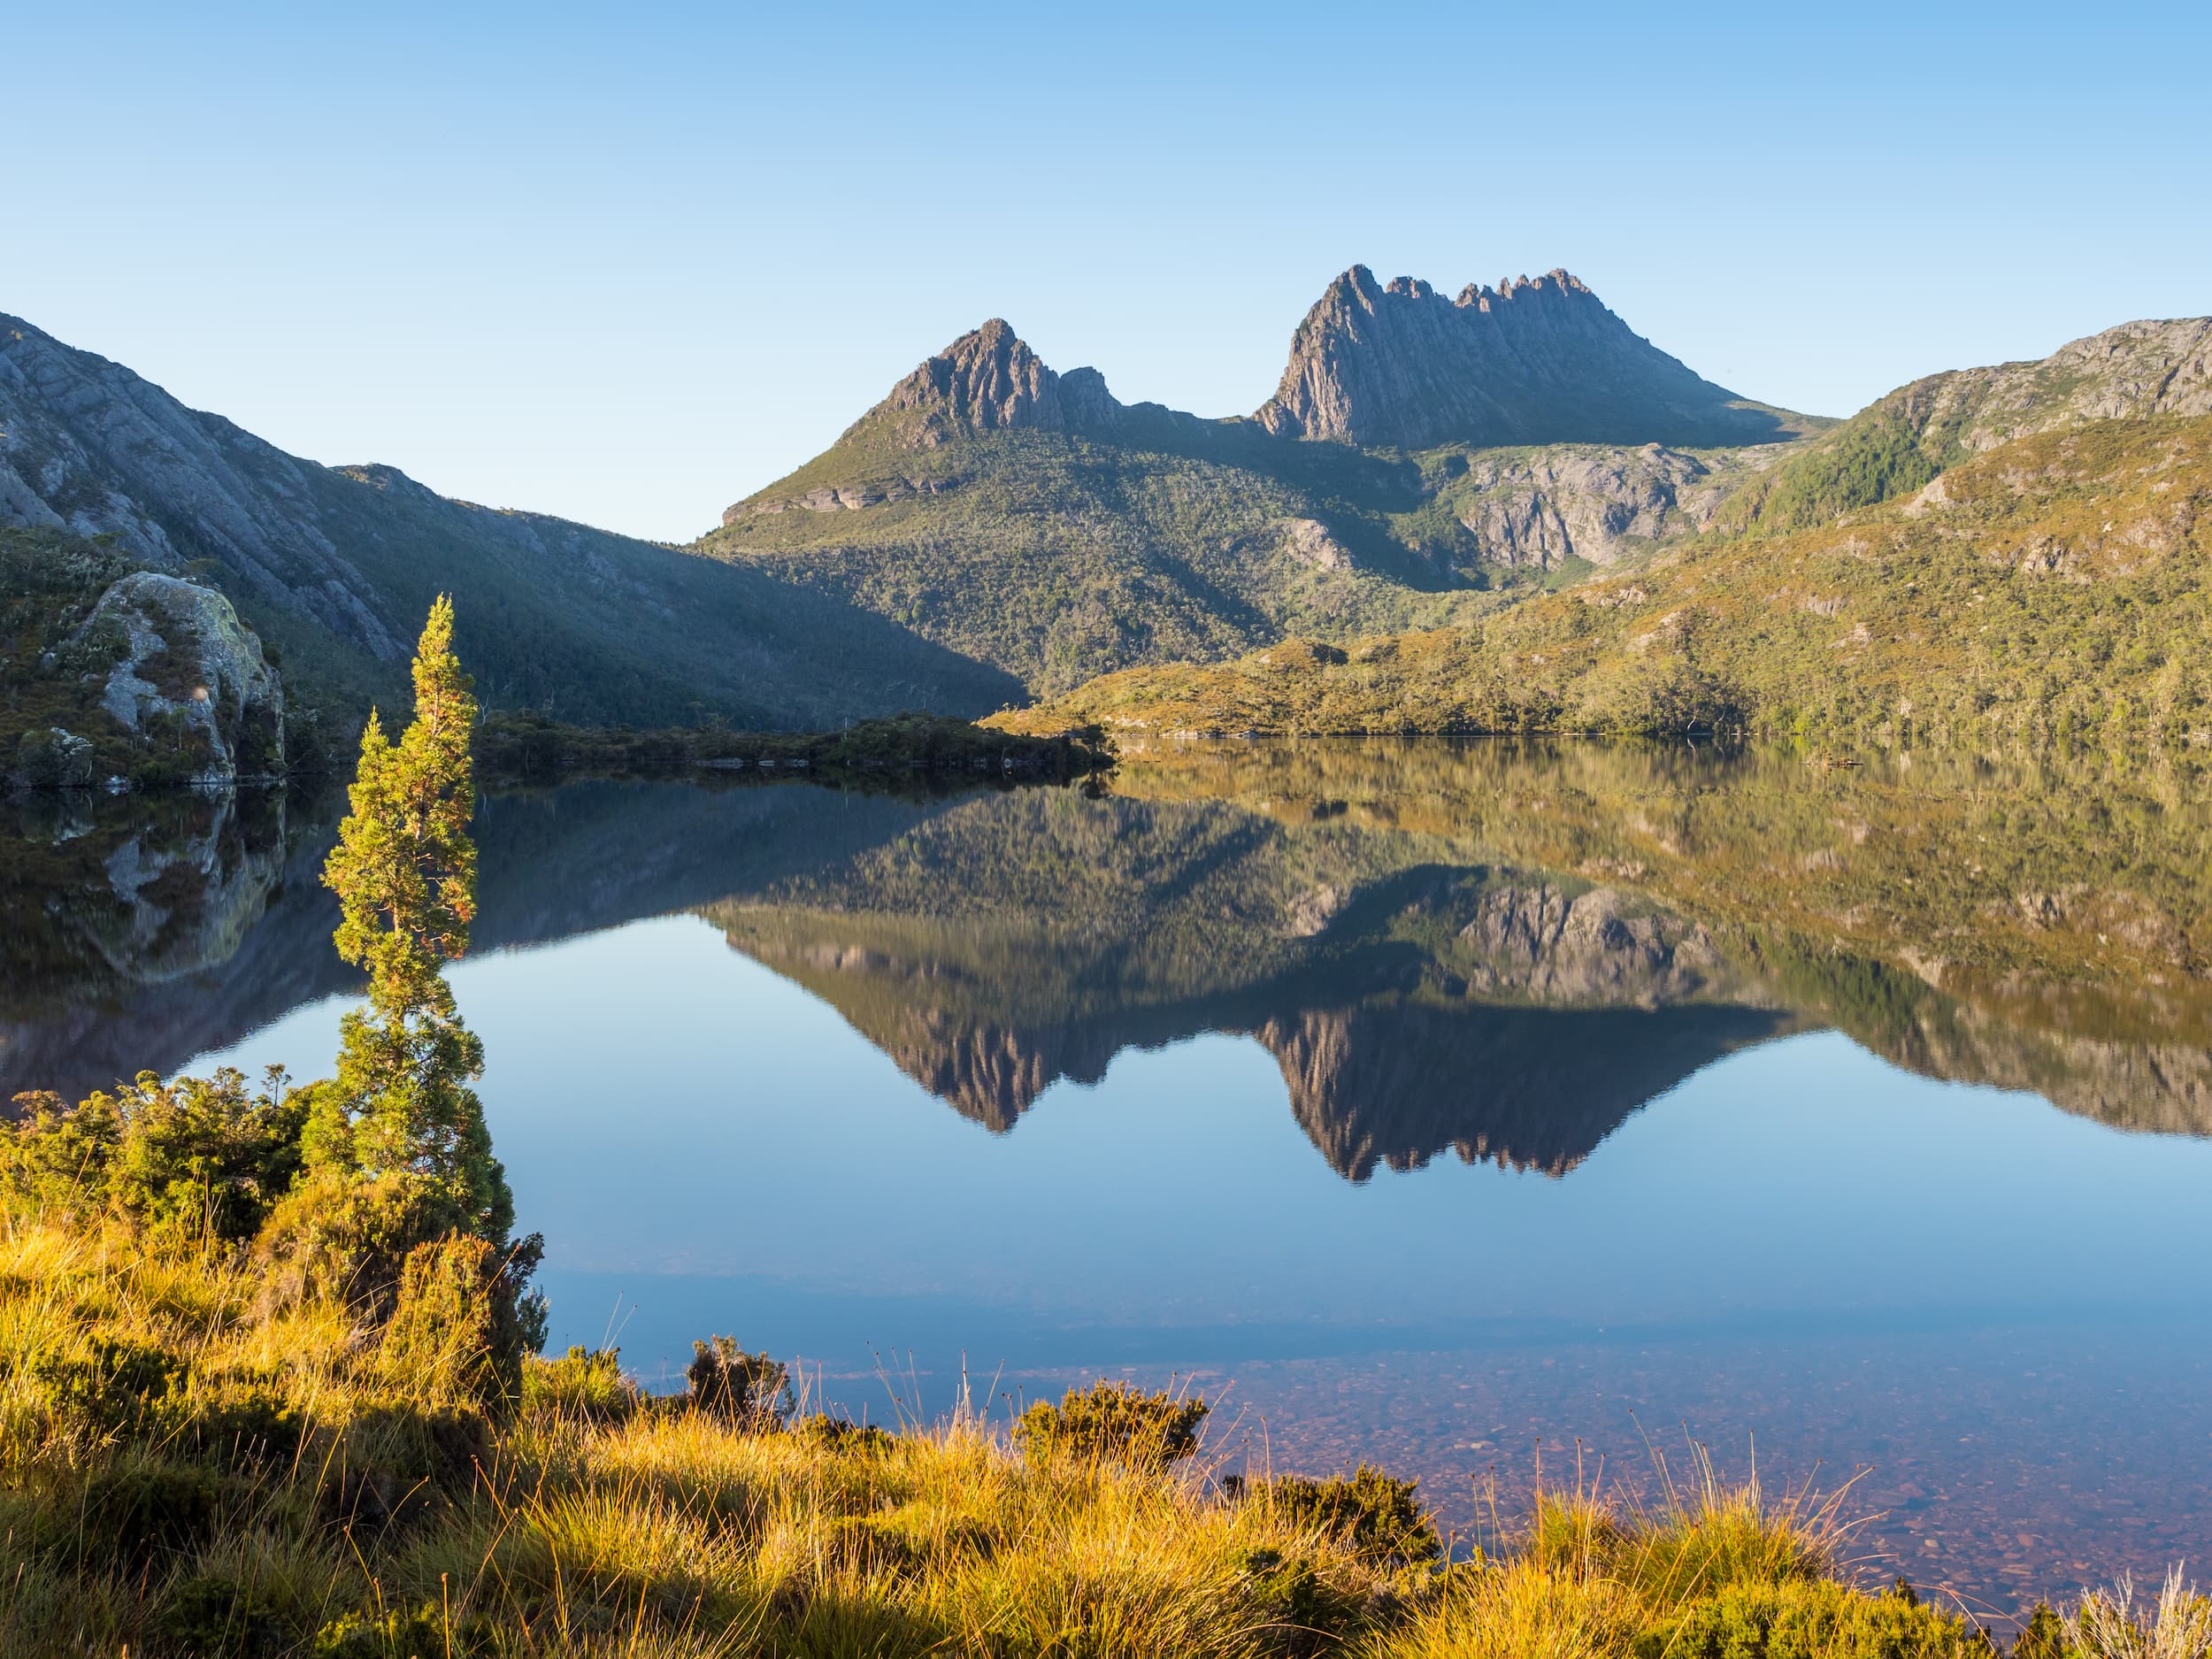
1445,442,1792,569
849,319,1133,450
1273,518,1358,572
0,316,401,657
0,313,1021,727
78,572,285,782
1891,317,2212,454
1254,266,1793,451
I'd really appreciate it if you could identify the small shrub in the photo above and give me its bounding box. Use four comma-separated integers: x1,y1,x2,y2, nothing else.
1632,1577,1984,1659
796,1410,894,1455
312,1604,493,1657
1261,1464,1440,1567
1238,1545,1368,1655
380,1233,499,1405
686,1334,793,1428
159,1379,306,1468
253,1170,442,1323
0,1089,123,1224
2014,1602,2079,1659
156,1570,293,1658
66,1460,221,1572
20,1334,184,1440
2,1071,306,1241
523,1346,640,1424
1014,1379,1208,1470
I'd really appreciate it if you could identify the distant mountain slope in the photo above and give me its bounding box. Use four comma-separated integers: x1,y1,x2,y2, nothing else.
0,315,1017,727
700,271,1822,694
996,414,2212,755
1723,316,2212,533
1254,266,1806,451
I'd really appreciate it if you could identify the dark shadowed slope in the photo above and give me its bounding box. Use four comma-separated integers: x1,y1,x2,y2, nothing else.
0,315,1018,726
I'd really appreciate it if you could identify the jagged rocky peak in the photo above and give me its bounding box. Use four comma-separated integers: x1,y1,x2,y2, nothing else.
852,319,1125,449
1255,263,1792,452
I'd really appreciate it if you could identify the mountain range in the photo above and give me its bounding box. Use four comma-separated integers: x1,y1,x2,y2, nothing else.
4,272,2208,774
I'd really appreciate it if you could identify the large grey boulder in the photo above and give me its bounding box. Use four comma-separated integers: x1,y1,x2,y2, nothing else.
77,572,284,783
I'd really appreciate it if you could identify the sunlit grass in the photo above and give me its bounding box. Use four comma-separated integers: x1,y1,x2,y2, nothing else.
0,1208,2185,1655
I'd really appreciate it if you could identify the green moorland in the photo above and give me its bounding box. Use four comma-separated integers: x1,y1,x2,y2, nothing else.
989,416,2212,755
8,621,2194,1656
700,424,1509,697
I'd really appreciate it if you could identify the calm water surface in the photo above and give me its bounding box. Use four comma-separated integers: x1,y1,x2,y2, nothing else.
4,741,2208,1617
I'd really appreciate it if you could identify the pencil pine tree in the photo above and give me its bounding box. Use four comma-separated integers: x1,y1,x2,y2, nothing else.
302,597,512,1242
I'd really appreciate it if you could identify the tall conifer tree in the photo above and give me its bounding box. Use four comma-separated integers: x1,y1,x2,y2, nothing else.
303,597,511,1241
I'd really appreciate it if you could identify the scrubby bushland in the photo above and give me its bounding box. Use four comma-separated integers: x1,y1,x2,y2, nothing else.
997,417,2212,756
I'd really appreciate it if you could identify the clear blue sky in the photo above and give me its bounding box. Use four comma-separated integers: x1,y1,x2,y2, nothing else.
12,1,2208,541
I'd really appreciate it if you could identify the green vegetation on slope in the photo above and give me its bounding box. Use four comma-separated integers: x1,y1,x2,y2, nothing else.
703,426,1509,695
1716,397,1969,534
1714,316,2209,534
267,468,1024,731
995,417,2212,757
0,315,1025,734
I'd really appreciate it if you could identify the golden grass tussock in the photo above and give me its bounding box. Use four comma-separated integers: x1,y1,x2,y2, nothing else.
0,1206,2191,1656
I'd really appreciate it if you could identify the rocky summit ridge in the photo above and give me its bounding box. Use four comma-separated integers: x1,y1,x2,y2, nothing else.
1254,265,1792,451
838,318,1143,452
820,265,1805,461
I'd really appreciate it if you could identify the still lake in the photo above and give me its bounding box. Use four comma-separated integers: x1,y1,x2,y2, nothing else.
5,739,2209,1616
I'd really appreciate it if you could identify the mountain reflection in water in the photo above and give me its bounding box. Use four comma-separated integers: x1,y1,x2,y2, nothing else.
5,739,2212,1612
4,739,2208,1166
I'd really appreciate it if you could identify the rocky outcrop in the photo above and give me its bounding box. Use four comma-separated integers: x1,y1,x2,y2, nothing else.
1254,266,1795,452
1894,317,2212,455
1444,442,1790,569
842,319,1131,451
76,572,285,783
1272,518,1359,572
1732,316,2212,531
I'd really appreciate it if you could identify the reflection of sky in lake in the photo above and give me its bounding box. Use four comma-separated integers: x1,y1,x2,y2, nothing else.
188,909,2212,1612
